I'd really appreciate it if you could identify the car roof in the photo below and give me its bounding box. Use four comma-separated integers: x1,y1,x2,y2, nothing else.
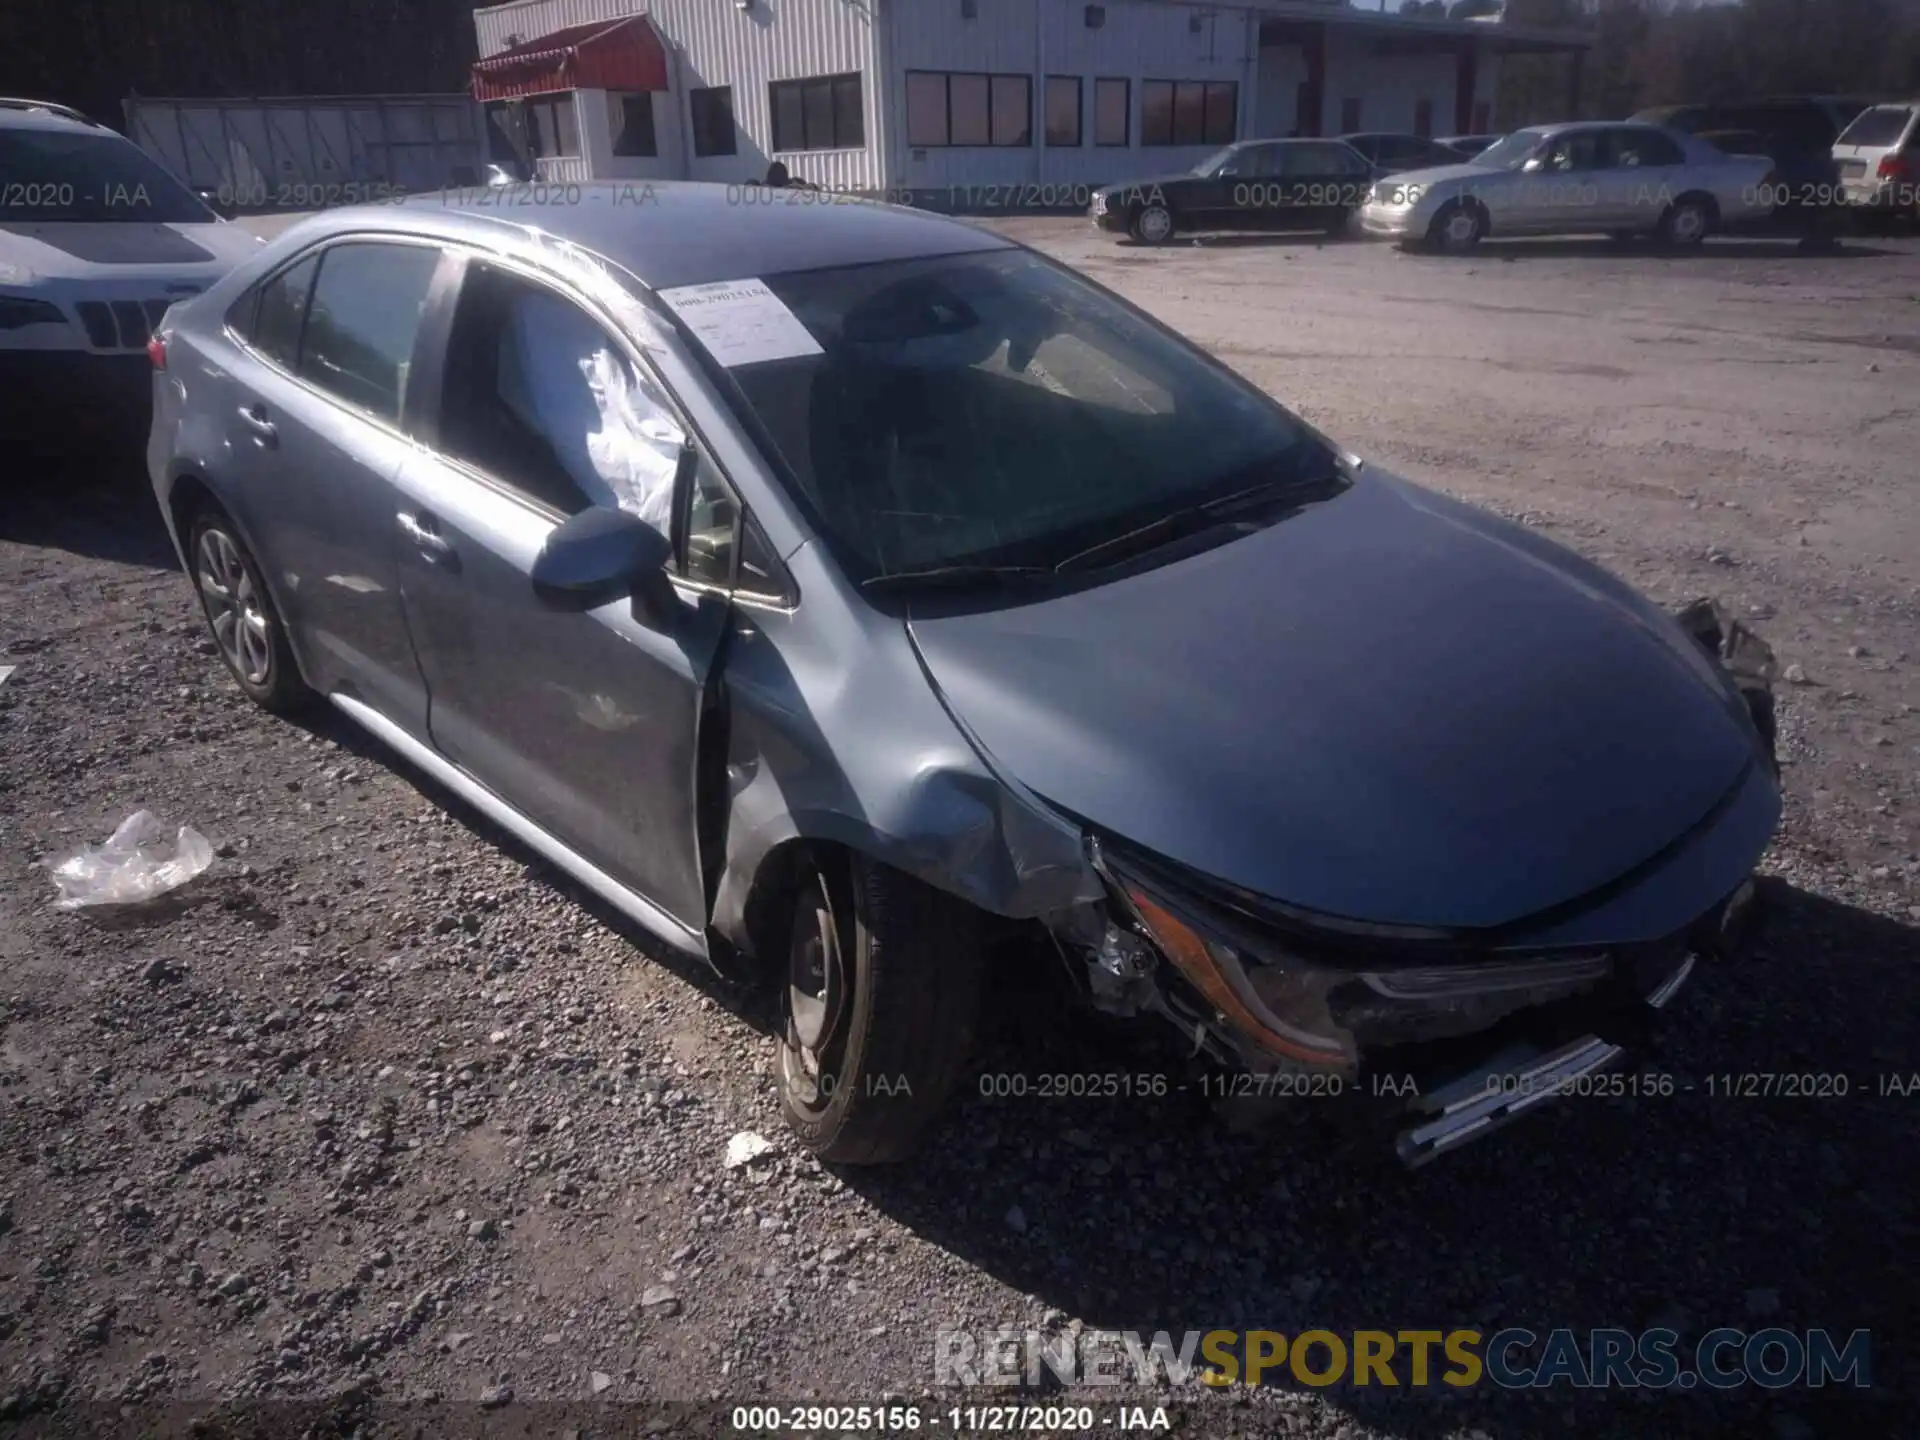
0,99,110,133
291,181,1012,293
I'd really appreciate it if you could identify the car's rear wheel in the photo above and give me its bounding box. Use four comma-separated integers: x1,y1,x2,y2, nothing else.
1131,203,1176,244
777,850,983,1164
1426,201,1485,253
1656,195,1714,249
188,510,311,714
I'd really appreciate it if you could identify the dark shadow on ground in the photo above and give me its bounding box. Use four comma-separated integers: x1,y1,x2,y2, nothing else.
1414,236,1903,262
832,879,1918,1439
0,453,177,570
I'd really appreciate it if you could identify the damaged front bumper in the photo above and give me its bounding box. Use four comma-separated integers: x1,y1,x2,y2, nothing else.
1057,831,1764,1168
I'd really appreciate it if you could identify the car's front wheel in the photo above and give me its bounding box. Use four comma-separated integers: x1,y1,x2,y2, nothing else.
1656,195,1714,249
1426,200,1485,253
1131,203,1176,244
188,509,312,714
777,850,982,1164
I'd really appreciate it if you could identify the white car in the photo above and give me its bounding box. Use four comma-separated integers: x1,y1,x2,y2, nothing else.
1832,100,1919,218
0,98,263,449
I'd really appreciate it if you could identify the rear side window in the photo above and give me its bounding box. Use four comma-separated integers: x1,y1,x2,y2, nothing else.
1838,106,1916,148
247,255,320,371
1610,129,1684,167
298,242,442,424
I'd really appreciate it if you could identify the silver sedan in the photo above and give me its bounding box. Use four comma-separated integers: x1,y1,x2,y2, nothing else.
1358,121,1774,251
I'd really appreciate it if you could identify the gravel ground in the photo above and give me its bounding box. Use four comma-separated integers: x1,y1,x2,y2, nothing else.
2,222,1918,1439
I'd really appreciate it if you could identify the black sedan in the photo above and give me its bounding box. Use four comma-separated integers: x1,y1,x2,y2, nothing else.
1090,138,1376,243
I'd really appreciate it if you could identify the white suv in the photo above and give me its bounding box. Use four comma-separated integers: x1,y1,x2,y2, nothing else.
0,98,263,449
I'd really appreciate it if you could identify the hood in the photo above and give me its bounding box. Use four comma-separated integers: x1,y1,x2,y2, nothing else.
1380,161,1507,191
0,221,263,283
908,469,1763,932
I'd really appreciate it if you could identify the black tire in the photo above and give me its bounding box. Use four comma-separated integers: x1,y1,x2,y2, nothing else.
777,851,983,1164
1656,194,1714,249
186,508,313,715
1425,200,1484,253
1130,202,1176,245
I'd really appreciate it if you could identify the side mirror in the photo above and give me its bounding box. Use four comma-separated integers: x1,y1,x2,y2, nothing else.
531,506,674,613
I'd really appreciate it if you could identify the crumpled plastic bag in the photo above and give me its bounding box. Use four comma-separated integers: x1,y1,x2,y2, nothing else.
48,810,214,910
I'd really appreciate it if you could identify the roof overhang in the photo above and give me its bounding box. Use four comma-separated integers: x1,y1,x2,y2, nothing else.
471,15,669,103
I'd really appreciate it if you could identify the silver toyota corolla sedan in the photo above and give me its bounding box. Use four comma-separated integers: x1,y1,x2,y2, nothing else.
1358,120,1774,251
147,185,1780,1167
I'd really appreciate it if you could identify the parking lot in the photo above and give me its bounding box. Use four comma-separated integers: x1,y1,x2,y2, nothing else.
2,218,1918,1435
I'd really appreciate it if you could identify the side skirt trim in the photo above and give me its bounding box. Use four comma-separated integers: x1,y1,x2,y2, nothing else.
329,692,707,961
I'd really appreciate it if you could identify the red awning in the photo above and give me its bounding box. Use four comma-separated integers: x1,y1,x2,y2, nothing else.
471,15,668,102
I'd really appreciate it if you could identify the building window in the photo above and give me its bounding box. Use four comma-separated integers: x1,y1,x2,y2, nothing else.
1094,77,1129,145
769,73,864,152
1340,97,1363,133
611,93,657,157
1413,98,1434,138
690,86,737,157
527,94,580,159
905,71,1032,147
1045,75,1082,147
1140,80,1235,147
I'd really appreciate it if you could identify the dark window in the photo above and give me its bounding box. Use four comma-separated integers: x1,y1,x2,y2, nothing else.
245,254,319,369
526,95,580,159
770,73,864,151
297,243,441,424
905,72,1030,147
1609,128,1684,168
690,86,738,156
611,93,657,157
0,129,214,224
1413,100,1434,138
436,264,683,527
1340,98,1363,133
1837,105,1914,148
1287,142,1364,179
1045,75,1082,147
1540,130,1606,172
1094,77,1129,146
1141,80,1236,147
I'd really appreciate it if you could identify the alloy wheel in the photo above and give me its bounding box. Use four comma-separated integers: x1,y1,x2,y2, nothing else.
1137,205,1174,243
782,868,850,1113
195,526,272,687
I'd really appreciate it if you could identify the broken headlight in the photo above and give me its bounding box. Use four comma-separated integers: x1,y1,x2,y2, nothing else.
1109,872,1357,1070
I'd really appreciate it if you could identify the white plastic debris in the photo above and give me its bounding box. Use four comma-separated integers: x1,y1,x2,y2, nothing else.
0,665,16,689
48,810,214,910
724,1131,773,1169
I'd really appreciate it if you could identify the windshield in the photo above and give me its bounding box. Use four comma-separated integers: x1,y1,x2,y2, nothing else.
700,249,1334,583
0,130,215,224
1191,144,1240,176
1837,106,1914,148
1468,129,1546,169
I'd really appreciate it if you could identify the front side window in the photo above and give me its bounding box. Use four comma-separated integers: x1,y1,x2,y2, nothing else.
706,250,1335,584
436,263,681,530
611,94,657,158
1609,129,1683,168
690,87,738,157
244,254,320,370
1142,80,1236,147
298,242,441,423
770,73,864,152
1540,130,1605,172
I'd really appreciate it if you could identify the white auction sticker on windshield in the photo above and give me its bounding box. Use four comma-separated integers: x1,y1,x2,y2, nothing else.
656,278,823,368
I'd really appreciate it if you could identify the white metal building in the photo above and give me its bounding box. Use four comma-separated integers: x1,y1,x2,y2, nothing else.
468,0,1588,202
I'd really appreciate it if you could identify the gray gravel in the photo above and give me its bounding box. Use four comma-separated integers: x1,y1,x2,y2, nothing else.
2,224,1917,1438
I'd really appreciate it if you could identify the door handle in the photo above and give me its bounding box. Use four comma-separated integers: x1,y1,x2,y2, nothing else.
397,510,456,563
236,403,277,447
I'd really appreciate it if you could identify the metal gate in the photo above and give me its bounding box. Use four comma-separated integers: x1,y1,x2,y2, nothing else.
125,95,488,208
